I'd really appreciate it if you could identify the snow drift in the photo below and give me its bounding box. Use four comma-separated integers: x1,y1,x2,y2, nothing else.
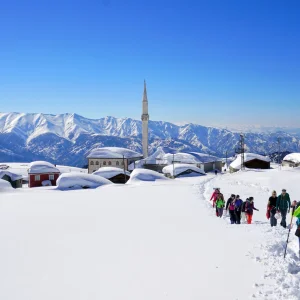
126,169,169,184
57,173,112,189
162,164,206,177
0,179,12,190
93,167,130,179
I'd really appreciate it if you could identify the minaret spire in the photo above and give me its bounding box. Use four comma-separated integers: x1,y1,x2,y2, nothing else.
141,80,149,158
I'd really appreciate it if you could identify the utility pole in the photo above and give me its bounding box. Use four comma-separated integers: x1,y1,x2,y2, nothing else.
122,155,126,183
173,153,175,177
240,134,245,170
225,150,228,169
171,153,181,178
277,137,281,170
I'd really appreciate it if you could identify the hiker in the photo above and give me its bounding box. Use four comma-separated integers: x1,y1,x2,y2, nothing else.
241,199,247,223
276,189,291,228
267,191,278,227
226,194,236,224
215,170,218,175
215,194,225,218
245,197,259,224
234,195,243,224
210,188,221,216
292,201,300,257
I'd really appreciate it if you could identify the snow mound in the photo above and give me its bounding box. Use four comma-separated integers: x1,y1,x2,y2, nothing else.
57,173,112,189
28,161,60,174
126,169,169,184
93,167,130,179
87,147,143,159
0,170,23,181
283,153,300,164
230,153,271,170
0,179,12,190
162,164,206,177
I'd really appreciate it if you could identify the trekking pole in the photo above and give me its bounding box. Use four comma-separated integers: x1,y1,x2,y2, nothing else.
284,206,296,259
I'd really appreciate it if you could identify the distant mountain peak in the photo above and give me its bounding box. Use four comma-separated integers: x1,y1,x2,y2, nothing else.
0,112,299,167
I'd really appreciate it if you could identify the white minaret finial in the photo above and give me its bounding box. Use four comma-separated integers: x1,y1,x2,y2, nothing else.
141,80,149,158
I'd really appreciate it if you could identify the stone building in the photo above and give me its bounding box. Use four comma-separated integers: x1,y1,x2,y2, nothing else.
87,147,143,174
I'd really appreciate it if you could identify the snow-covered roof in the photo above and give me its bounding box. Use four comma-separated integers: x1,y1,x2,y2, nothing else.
93,167,130,179
0,178,12,189
230,153,271,170
283,153,300,164
28,161,60,174
163,152,221,164
129,147,168,170
162,164,206,177
126,169,170,184
56,173,112,189
87,147,143,159
0,170,23,181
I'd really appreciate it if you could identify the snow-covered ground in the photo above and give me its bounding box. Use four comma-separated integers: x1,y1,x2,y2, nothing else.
0,167,300,300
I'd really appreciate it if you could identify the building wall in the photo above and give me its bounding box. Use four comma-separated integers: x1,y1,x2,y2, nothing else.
29,173,60,188
282,160,300,167
202,161,222,173
88,158,128,174
245,159,270,169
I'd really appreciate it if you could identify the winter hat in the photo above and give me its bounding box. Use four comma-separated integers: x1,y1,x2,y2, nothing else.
249,197,254,201
231,194,235,198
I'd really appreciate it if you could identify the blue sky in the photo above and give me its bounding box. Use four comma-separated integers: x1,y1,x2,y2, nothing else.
0,0,299,127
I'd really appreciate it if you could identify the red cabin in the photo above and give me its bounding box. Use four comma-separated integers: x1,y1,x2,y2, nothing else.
28,161,60,188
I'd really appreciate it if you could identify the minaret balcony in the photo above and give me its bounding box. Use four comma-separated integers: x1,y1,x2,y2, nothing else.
141,114,149,121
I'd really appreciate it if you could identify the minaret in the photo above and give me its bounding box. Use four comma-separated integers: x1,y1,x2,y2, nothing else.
141,80,149,158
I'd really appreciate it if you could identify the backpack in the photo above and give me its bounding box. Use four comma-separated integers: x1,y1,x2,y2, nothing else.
295,226,300,238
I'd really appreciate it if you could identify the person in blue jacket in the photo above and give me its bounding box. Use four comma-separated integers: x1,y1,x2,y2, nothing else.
234,195,243,224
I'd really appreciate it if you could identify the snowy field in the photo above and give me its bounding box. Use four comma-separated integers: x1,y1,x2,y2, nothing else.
0,168,300,299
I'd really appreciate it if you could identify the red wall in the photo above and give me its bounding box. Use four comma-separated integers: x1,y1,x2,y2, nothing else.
28,173,60,188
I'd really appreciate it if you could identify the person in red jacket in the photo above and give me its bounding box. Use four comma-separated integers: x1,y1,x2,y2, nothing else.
245,197,259,224
210,188,223,216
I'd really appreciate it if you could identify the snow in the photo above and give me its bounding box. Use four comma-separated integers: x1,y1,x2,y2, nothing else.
283,153,300,164
0,170,22,181
1,163,86,179
56,173,112,189
93,167,130,178
0,178,12,190
126,169,170,184
87,147,143,159
1,166,300,299
230,153,271,170
163,152,221,164
162,163,206,177
28,161,60,174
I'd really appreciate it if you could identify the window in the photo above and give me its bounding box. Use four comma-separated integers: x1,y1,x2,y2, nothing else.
116,161,119,166
96,161,99,165
35,175,40,181
108,161,112,166
90,161,94,165
103,161,107,166
49,174,54,180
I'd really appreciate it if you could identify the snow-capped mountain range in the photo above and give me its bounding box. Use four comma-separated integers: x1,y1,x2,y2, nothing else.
0,112,299,167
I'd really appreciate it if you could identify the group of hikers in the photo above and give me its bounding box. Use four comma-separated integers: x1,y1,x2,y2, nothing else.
210,188,300,253
210,188,259,224
266,189,300,252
